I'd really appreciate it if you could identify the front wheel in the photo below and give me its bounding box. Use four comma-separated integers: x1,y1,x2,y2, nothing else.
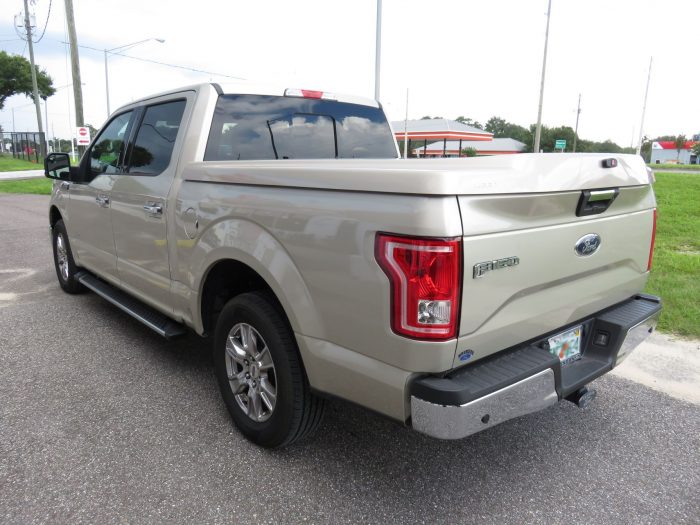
52,219,85,294
214,292,324,448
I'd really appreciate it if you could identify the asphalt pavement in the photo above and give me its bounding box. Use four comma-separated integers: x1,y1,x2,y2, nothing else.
1,194,698,524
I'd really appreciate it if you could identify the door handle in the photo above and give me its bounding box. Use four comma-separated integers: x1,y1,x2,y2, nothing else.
143,202,163,216
96,194,110,207
576,188,619,216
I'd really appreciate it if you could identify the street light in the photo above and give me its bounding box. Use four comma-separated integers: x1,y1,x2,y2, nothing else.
104,38,165,117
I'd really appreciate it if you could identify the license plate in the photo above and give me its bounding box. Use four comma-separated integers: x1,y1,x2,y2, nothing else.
547,325,582,364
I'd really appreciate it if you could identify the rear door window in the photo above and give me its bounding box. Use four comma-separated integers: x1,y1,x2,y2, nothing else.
204,94,397,161
127,99,186,175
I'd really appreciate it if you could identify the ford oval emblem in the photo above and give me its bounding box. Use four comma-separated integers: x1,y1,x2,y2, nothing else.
575,233,601,257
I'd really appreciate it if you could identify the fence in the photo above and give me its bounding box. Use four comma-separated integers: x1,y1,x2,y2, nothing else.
1,132,47,164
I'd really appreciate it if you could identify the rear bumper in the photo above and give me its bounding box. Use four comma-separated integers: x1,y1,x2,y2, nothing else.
410,294,661,440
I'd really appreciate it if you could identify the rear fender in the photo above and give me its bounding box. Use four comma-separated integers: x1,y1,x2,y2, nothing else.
187,217,322,338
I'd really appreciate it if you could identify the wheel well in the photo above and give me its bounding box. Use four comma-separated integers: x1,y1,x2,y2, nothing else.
200,259,288,336
49,206,62,228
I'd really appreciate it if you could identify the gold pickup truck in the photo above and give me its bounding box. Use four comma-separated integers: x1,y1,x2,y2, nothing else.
44,83,661,448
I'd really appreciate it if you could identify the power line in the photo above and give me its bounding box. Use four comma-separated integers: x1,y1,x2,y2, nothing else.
68,41,247,80
34,0,53,43
12,0,52,43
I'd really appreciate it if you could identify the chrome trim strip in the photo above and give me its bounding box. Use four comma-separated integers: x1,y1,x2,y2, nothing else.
78,276,167,337
411,369,558,440
615,310,660,366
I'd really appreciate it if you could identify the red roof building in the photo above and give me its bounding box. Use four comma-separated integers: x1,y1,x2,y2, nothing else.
651,139,699,164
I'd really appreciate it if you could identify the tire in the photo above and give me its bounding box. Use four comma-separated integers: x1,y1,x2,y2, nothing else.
214,292,324,448
52,219,85,294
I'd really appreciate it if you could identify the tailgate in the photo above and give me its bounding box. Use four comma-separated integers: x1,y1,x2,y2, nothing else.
454,182,656,368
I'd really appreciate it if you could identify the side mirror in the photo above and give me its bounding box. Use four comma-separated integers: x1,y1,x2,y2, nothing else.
44,153,71,180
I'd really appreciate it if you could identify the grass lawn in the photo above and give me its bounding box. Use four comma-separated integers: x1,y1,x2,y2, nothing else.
0,170,697,337
649,163,700,171
644,172,700,338
0,177,53,194
0,154,42,172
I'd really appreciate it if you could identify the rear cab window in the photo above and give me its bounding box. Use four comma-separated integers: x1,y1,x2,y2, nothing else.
204,95,397,161
127,99,187,175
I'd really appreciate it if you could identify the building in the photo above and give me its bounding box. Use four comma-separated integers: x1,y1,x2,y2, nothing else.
391,119,493,157
650,139,699,164
413,138,526,157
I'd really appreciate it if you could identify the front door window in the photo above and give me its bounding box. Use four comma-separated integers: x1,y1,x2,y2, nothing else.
88,111,133,179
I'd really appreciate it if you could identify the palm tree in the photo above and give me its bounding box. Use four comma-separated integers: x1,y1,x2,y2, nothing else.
674,134,687,163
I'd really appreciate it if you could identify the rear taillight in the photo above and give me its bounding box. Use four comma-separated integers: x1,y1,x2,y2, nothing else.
647,208,657,272
376,234,462,340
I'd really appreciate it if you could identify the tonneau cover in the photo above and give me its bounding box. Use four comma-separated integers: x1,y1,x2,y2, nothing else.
184,153,649,195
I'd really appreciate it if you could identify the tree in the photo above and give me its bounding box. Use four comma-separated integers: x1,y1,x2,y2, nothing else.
484,116,507,135
84,124,99,138
674,134,687,162
691,141,700,164
0,51,55,110
460,147,478,157
455,116,483,129
483,116,531,148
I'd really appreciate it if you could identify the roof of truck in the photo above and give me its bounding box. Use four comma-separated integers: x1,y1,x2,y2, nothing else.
120,82,380,110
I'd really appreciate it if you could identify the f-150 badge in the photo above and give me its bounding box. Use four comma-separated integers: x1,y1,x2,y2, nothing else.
473,256,519,278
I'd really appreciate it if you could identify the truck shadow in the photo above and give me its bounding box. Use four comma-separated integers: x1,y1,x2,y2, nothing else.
80,293,680,524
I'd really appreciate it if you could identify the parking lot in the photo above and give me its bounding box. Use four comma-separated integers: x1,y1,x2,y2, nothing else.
1,194,698,524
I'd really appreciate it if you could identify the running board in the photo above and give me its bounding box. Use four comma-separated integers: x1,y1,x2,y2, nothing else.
77,272,187,339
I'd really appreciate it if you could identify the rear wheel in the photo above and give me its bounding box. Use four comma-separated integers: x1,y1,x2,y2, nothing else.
52,219,85,294
214,292,324,448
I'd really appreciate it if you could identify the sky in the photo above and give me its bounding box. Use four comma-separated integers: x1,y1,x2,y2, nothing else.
1,0,698,148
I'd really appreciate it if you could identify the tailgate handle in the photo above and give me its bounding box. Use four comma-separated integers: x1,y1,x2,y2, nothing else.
576,188,619,216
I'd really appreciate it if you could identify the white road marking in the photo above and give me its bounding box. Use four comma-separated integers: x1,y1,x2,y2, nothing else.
0,268,36,285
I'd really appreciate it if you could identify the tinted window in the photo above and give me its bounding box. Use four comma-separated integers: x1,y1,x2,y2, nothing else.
88,111,133,177
269,114,336,159
128,100,186,175
204,95,397,161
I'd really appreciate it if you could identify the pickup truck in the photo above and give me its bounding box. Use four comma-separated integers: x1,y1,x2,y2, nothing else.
44,83,661,448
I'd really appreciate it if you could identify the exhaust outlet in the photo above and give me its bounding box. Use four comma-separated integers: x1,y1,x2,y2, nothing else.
567,386,597,408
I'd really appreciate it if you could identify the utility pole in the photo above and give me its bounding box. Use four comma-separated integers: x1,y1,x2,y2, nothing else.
533,0,552,153
402,88,409,159
374,0,382,101
64,0,85,155
22,0,44,149
44,97,49,150
573,93,581,152
636,57,653,157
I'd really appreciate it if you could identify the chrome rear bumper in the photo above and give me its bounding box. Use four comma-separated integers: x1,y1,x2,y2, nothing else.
411,369,557,440
410,294,661,440
615,311,660,366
